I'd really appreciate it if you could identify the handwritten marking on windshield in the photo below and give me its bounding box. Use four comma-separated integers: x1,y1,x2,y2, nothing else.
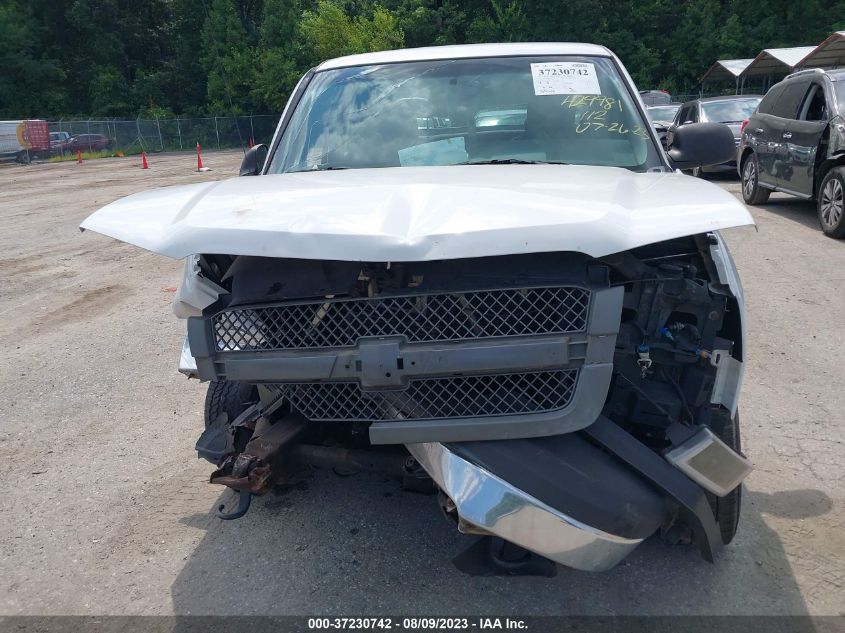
574,121,650,138
560,95,623,112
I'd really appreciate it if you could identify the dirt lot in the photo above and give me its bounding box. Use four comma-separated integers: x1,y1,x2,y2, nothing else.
1,152,843,616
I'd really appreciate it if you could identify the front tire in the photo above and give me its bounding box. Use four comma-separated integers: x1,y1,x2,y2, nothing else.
204,380,258,452
708,408,743,545
818,167,845,238
741,153,770,205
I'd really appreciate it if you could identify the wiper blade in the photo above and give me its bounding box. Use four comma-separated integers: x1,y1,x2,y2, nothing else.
464,158,569,165
288,165,349,173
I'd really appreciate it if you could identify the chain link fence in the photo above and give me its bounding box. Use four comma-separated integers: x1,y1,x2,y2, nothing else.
47,115,279,155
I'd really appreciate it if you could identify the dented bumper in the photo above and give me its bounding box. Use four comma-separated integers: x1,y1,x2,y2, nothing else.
406,415,734,571
406,440,650,571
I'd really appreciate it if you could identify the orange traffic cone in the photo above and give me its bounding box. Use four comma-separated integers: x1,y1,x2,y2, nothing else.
141,151,149,169
247,137,254,149
196,142,210,171
76,150,83,165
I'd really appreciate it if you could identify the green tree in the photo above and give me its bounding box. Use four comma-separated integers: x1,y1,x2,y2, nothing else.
254,0,304,111
148,0,209,115
389,0,467,47
717,14,745,59
4,0,845,118
89,65,131,116
300,0,404,63
0,0,65,117
666,0,720,91
201,0,258,113
466,0,527,43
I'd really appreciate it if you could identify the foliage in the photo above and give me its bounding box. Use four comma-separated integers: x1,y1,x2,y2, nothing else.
300,1,404,61
466,1,527,43
201,0,258,114
254,0,305,110
0,0,65,116
2,0,844,119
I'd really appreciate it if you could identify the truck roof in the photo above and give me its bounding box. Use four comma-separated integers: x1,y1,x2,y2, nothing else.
316,43,613,71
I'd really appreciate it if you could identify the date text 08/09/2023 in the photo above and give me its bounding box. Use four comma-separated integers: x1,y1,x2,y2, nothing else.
307,617,529,630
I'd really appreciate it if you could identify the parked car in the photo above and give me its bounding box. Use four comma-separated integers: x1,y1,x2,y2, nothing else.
49,131,73,154
668,95,762,177
81,43,753,575
738,68,845,238
639,89,672,105
50,132,71,152
67,133,112,152
646,103,681,148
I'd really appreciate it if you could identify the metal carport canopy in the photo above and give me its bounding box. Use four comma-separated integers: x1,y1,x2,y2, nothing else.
701,59,754,83
797,31,845,69
742,46,817,77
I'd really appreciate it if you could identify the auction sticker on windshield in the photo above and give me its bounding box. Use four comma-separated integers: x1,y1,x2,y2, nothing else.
530,62,601,95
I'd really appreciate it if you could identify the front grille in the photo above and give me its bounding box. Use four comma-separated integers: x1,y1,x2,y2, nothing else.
213,286,590,352
267,369,578,422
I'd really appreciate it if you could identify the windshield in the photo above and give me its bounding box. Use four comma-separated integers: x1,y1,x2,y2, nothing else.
647,105,679,122
701,99,760,123
269,56,662,174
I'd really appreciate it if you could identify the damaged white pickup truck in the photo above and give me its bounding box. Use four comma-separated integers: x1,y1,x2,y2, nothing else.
82,43,755,576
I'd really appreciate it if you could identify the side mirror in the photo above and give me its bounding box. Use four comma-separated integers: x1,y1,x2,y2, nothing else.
239,144,268,176
667,122,736,171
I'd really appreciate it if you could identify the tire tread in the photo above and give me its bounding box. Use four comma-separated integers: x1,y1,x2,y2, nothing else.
707,409,743,545
818,167,845,239
742,153,771,205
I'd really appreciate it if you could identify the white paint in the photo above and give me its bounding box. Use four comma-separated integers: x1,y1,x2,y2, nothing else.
80,164,754,262
316,42,612,71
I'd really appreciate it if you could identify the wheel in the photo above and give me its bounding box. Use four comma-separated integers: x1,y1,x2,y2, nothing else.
205,380,257,426
17,151,31,165
204,380,258,451
741,153,770,205
707,408,743,545
818,167,845,238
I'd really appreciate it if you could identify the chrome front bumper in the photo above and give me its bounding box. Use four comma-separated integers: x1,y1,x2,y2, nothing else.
406,441,644,572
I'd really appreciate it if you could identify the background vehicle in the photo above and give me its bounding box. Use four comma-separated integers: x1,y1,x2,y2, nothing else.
67,133,113,152
738,68,845,238
639,89,672,105
668,95,762,177
81,43,751,575
647,104,681,148
49,131,72,154
0,120,50,163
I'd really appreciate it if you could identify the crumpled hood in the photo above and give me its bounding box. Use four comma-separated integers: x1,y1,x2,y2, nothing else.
80,164,754,261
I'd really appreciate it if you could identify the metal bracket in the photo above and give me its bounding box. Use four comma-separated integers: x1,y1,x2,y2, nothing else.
709,349,742,415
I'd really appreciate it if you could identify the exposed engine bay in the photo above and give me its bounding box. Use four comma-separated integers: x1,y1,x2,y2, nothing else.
180,233,751,575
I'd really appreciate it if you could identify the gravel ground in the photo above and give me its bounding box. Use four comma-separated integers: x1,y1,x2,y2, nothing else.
0,152,843,616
